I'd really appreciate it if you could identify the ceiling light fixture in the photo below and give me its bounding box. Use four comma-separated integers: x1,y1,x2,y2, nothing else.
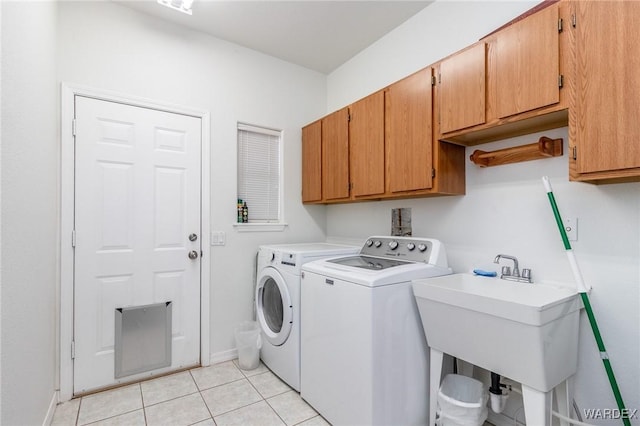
157,0,194,15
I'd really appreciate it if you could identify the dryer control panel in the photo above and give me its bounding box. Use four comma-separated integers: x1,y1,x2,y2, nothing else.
280,252,297,267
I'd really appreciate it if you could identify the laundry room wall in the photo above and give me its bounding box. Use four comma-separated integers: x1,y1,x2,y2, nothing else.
325,2,640,425
1,1,59,424
55,1,328,366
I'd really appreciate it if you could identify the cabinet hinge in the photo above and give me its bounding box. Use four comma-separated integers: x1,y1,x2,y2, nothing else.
72,119,77,137
431,75,436,86
572,146,577,161
347,112,351,122
571,13,577,28
71,341,75,359
558,18,563,33
432,168,436,178
558,75,564,88
71,230,76,248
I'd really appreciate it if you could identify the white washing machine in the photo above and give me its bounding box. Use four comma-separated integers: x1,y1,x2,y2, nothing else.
255,242,359,391
300,236,452,426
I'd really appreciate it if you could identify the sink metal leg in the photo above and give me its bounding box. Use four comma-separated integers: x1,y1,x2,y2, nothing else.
429,348,443,426
522,384,553,426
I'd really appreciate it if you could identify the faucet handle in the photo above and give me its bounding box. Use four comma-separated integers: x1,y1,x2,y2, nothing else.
501,266,511,277
521,268,532,281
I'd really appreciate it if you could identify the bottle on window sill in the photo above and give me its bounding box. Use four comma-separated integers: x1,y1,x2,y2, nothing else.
237,199,243,223
242,201,248,223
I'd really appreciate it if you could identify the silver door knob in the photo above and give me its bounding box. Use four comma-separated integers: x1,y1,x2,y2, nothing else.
189,233,198,242
188,250,198,260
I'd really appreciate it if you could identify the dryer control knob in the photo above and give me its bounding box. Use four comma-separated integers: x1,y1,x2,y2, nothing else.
388,241,399,250
407,243,416,251
366,239,374,247
418,244,427,252
374,240,382,248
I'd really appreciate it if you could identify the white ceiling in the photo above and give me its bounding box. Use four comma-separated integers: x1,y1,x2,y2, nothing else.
116,0,432,74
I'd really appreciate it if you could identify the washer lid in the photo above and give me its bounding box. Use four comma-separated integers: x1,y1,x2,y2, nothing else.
327,255,411,270
303,259,452,287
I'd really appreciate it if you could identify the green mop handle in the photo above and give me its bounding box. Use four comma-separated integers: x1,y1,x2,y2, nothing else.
542,176,630,426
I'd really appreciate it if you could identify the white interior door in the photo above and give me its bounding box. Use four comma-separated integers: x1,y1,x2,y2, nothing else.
73,95,202,394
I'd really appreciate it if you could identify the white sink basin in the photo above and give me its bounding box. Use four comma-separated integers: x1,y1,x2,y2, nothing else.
412,273,580,392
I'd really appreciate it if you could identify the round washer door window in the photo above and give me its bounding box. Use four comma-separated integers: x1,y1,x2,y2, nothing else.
256,267,292,346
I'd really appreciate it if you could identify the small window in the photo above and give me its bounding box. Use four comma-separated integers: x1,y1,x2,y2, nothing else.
237,123,282,224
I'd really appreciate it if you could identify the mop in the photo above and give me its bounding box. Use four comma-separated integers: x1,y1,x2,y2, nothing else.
542,176,630,426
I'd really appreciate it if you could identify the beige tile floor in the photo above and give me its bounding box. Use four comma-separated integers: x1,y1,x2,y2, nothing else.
51,360,327,426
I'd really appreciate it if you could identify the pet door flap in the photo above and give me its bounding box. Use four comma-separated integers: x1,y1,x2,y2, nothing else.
114,302,172,378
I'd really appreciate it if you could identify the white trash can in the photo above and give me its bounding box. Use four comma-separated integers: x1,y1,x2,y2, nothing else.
234,321,262,370
436,374,488,426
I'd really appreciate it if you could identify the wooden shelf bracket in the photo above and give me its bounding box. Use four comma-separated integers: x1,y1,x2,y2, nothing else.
469,136,563,167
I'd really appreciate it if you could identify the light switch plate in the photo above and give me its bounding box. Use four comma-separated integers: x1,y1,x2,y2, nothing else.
211,231,226,246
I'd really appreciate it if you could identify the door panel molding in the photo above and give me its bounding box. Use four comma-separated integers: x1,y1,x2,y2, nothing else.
59,83,211,401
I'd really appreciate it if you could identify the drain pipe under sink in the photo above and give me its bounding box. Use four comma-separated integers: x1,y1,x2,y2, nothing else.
489,372,509,413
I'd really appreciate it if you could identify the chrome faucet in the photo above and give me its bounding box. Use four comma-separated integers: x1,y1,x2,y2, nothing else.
494,254,532,283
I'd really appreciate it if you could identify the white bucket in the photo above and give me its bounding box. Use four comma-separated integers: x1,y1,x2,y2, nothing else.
436,374,488,426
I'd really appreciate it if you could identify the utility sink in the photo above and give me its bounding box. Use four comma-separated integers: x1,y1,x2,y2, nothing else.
412,273,581,392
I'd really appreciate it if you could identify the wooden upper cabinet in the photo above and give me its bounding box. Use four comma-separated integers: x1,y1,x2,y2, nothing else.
301,120,322,202
386,68,433,193
495,4,560,118
573,0,640,176
321,107,350,200
439,42,486,134
349,91,385,197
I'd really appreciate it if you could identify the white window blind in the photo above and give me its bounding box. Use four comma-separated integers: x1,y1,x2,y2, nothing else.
237,123,282,223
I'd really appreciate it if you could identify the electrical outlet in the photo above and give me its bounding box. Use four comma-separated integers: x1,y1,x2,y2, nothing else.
564,217,578,242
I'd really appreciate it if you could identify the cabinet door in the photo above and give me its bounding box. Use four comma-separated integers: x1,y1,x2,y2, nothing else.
349,92,385,197
386,69,433,193
439,43,486,133
322,107,350,200
575,1,640,174
301,120,322,202
496,4,560,118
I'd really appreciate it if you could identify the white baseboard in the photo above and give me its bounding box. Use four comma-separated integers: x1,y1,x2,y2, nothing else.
210,348,238,365
42,391,59,426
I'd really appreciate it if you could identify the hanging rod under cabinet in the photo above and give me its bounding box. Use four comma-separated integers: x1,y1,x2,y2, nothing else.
469,136,563,168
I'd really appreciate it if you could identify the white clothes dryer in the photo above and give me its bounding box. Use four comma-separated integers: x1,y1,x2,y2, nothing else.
255,242,359,391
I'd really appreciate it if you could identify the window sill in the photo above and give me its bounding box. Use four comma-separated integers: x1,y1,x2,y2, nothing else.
233,223,288,232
